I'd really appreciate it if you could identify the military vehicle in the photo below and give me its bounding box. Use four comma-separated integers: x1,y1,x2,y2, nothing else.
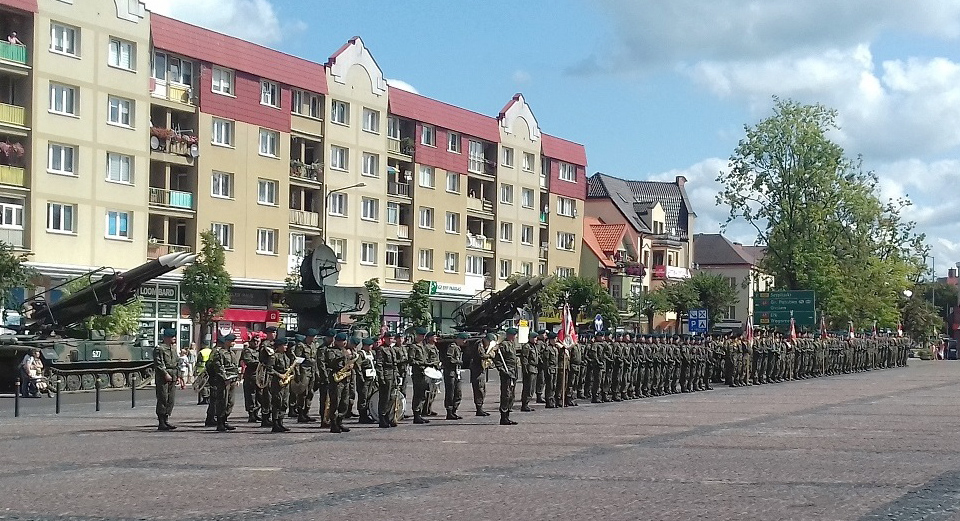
0,251,195,393
283,244,371,331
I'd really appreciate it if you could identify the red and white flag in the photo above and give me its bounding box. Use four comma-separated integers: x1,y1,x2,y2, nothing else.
819,314,827,338
872,320,878,338
897,320,903,337
745,315,754,349
788,312,797,342
558,303,578,347
848,321,855,340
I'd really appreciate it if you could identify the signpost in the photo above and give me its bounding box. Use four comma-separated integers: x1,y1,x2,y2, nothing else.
688,308,708,334
753,290,816,327
594,314,604,333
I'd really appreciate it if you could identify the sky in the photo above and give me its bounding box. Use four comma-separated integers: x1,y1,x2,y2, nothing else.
144,0,960,277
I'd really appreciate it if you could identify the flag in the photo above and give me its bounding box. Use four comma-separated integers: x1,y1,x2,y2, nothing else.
819,314,827,338
872,320,878,338
848,321,855,340
558,302,578,347
745,314,754,350
789,315,797,342
897,320,903,337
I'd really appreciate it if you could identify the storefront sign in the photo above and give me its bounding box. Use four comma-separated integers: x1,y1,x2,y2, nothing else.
157,302,179,319
428,281,472,296
230,287,269,307
139,284,179,301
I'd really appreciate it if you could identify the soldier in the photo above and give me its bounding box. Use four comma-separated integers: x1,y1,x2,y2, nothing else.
586,332,603,403
519,328,541,412
240,334,261,423
609,333,624,401
268,337,293,433
346,336,362,418
534,330,547,404
315,328,336,428
541,332,559,408
471,332,495,417
493,327,520,425
258,327,278,428
153,328,179,431
392,332,409,421
408,327,431,425
374,332,400,428
443,333,466,420
356,337,378,424
423,332,442,416
324,333,353,434
566,335,582,406
194,343,212,406
207,334,239,432
292,329,319,423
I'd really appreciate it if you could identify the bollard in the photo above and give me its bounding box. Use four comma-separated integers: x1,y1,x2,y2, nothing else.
14,378,19,418
95,377,101,412
130,372,136,408
55,378,61,414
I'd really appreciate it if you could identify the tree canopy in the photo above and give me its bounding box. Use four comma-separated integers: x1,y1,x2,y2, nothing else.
399,279,432,330
687,272,740,328
0,242,35,310
351,278,385,333
181,231,231,343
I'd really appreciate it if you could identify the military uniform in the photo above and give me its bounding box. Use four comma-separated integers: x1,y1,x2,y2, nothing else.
207,335,240,432
292,331,319,422
258,331,278,427
494,329,520,425
541,336,559,408
356,338,378,424
519,334,541,411
268,338,293,433
443,334,466,420
423,338,441,416
239,337,261,422
324,334,353,433
153,329,179,431
470,333,495,416
408,329,431,424
375,333,401,427
567,340,582,405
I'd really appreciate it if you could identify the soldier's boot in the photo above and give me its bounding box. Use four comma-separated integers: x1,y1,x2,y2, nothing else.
163,415,177,430
330,420,342,433
591,394,601,403
413,412,430,424
520,403,534,412
445,408,458,420
535,393,545,404
378,414,391,428
499,412,518,425
476,406,490,417
158,416,171,431
339,419,351,433
222,420,236,431
612,392,622,402
545,397,556,408
247,412,258,423
358,411,376,424
260,417,273,428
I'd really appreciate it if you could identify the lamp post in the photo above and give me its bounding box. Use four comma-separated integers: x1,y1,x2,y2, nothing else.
322,182,366,243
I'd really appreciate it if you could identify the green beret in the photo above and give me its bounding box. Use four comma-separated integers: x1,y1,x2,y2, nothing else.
161,328,177,338
389,332,400,338
506,327,519,335
349,336,361,345
536,329,546,335
415,327,428,335
326,329,338,337
426,331,437,338
547,332,558,339
295,334,306,342
456,332,471,339
362,337,375,345
485,333,498,341
334,333,347,341
305,328,319,337
265,326,278,333
274,336,286,344
221,333,236,343
286,337,297,346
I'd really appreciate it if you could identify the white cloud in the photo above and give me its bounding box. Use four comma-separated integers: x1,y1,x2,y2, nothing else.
143,0,285,46
385,79,419,94
512,70,532,84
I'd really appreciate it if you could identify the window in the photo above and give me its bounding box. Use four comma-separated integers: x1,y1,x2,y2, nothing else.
256,228,277,254
725,306,737,320
107,96,133,127
258,129,279,157
559,162,576,182
328,193,347,216
445,252,459,273
211,118,234,146
468,140,484,173
49,83,78,116
557,196,576,217
385,244,399,267
448,132,461,153
361,197,379,221
387,116,400,139
47,143,76,176
445,212,460,234
556,267,575,278
257,179,278,205
419,207,434,229
331,99,349,125
289,233,306,257
106,153,133,184
211,171,233,198
330,145,348,170
47,202,76,233
465,255,484,275
210,223,233,249
386,202,399,224
418,165,434,188
165,56,193,86
521,225,534,245
260,80,279,107
421,124,435,146
445,172,460,193
521,188,534,208
105,211,131,239
0,198,23,230
362,108,380,133
211,67,234,95
108,38,135,70
50,23,78,56
328,238,346,261
500,184,514,204
361,242,377,265
521,262,533,277
499,259,512,280
499,222,513,242
419,249,434,271
362,152,379,177
501,146,514,167
292,90,322,118
523,152,535,172
556,231,576,251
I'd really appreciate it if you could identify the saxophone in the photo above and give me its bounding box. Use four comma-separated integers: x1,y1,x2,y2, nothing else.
278,357,303,387
333,350,360,383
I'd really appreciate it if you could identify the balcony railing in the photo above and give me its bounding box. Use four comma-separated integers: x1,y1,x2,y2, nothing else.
147,242,193,260
149,188,194,210
289,209,320,227
397,224,409,239
151,83,195,106
0,42,27,65
539,175,548,190
0,165,25,187
290,162,322,182
539,212,548,225
466,234,493,252
391,266,411,281
0,102,26,126
652,229,690,242
539,245,548,260
387,137,414,156
0,227,23,248
387,181,410,197
466,197,494,214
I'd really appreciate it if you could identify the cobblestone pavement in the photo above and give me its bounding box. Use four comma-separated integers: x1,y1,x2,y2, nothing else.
1,361,959,520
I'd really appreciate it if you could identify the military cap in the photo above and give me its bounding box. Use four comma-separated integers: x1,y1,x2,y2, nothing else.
426,331,437,338
547,332,558,339
161,328,177,338
286,337,297,346
265,326,278,333
536,329,546,335
295,334,306,342
325,328,338,337
456,332,471,339
349,336,361,345
274,336,286,345
221,333,236,343
505,327,519,335
305,328,319,337
485,332,498,341
388,331,400,338
415,327,428,335
334,332,347,341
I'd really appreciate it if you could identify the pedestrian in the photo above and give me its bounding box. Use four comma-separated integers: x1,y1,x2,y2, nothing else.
177,348,189,389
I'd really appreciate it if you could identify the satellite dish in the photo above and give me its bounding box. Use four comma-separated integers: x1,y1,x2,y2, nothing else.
189,144,200,158
299,245,340,290
150,136,161,150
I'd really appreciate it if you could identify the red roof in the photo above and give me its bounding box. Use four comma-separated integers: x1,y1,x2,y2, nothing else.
151,15,327,94
591,223,626,254
0,0,36,13
582,218,616,268
388,87,500,143
542,133,587,166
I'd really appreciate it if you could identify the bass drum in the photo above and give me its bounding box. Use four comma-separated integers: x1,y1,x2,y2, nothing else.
368,390,407,422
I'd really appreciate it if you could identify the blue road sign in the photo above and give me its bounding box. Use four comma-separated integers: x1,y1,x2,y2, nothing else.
594,314,604,332
688,308,708,334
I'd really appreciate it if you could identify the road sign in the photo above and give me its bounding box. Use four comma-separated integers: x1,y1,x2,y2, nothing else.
688,308,708,333
753,291,817,326
594,314,604,332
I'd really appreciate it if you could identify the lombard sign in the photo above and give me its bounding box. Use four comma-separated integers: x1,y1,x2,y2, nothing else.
139,284,179,301
428,281,472,296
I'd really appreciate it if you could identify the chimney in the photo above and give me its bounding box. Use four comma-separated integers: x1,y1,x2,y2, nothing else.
675,175,687,187
950,268,958,279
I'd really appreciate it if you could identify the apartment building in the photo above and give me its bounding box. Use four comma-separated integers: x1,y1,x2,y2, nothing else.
0,0,588,338
693,233,773,325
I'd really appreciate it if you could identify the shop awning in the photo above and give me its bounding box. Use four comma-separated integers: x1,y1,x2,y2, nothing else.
216,309,277,322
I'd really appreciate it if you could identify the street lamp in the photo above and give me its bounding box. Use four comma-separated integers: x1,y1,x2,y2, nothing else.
322,182,366,243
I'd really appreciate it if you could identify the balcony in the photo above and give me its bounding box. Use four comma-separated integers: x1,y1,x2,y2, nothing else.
147,242,193,260
289,209,320,228
652,229,689,248
390,266,412,282
539,212,548,225
150,81,195,107
539,243,548,260
0,227,23,248
466,197,494,214
0,103,26,127
396,224,409,240
466,234,494,252
0,165,25,187
290,161,322,184
539,174,548,190
150,128,197,165
149,188,194,210
387,137,414,158
0,42,27,66
387,181,410,197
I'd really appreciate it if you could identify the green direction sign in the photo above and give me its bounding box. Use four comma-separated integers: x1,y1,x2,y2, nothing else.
753,290,816,326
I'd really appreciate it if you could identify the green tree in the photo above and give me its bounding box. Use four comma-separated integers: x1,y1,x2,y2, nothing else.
717,97,927,328
630,290,669,333
919,281,958,334
0,242,35,309
351,278,385,333
399,279,432,329
555,276,620,327
181,231,231,344
61,276,143,336
688,272,739,329
661,281,699,333
901,296,943,343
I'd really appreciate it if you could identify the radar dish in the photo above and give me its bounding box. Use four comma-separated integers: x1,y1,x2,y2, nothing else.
304,244,340,288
